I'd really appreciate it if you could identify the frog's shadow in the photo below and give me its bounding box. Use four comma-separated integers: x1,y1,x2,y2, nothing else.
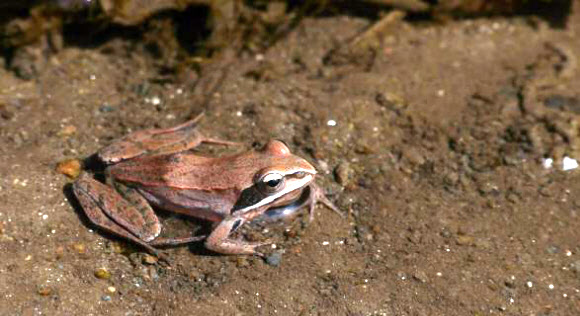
62,157,218,258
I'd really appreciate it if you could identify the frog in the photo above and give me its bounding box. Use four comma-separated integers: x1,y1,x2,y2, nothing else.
72,114,343,257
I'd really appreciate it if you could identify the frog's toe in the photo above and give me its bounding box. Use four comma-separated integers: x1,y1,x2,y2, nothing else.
204,238,271,256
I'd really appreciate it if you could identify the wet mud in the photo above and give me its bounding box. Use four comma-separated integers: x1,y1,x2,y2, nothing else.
1,2,580,315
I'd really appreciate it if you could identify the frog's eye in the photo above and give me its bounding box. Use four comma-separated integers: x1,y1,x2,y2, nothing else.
258,172,285,194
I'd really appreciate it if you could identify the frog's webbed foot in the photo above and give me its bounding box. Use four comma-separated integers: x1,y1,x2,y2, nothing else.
98,113,240,163
308,182,346,222
205,216,270,256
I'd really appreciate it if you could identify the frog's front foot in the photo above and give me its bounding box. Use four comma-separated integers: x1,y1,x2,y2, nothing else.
262,184,346,223
308,182,346,222
205,217,270,256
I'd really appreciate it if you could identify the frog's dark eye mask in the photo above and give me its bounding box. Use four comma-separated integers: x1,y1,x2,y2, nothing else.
232,171,313,214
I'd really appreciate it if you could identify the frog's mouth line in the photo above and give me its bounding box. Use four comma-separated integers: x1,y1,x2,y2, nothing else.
232,173,314,215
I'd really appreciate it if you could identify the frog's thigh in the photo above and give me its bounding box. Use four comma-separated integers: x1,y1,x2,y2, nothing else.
205,216,268,256
113,182,161,240
73,175,161,242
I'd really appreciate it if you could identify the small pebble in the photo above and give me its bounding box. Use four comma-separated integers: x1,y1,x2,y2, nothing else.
188,270,203,281
72,243,86,254
142,254,158,265
37,285,53,296
56,159,82,179
107,286,116,293
334,162,353,186
0,103,15,120
236,257,249,268
375,92,407,111
55,246,65,259
99,104,115,113
58,125,77,137
109,242,126,254
94,268,111,280
413,270,429,283
403,147,425,166
265,252,283,267
354,141,375,155
456,235,474,246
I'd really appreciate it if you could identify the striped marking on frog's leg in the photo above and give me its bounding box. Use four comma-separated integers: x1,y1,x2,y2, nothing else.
113,181,161,242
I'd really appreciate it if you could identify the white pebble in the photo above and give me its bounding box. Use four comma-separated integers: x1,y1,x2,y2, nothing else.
542,158,553,169
562,156,578,171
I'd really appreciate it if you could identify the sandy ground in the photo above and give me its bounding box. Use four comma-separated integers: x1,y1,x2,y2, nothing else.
1,3,580,315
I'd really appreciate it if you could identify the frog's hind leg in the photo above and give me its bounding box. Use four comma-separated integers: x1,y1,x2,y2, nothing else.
72,173,162,256
113,181,208,247
98,113,239,163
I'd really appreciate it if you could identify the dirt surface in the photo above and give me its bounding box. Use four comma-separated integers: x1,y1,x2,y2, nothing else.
2,3,580,316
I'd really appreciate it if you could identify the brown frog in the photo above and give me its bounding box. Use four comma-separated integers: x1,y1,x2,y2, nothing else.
72,115,343,257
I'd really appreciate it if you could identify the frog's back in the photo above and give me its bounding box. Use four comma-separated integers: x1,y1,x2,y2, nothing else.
108,152,257,191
